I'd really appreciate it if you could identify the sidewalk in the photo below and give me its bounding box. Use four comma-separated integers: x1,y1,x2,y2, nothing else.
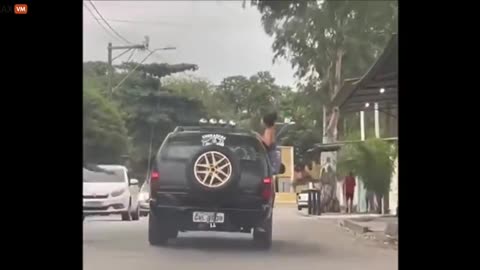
341,216,398,239
296,210,398,241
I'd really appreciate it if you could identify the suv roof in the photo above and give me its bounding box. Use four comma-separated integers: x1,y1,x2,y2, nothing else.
172,126,258,138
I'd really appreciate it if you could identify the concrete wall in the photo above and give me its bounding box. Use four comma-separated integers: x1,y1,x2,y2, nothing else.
389,156,398,215
337,178,364,212
356,179,366,212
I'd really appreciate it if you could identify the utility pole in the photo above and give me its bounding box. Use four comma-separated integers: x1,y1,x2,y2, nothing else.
107,36,150,93
107,42,113,95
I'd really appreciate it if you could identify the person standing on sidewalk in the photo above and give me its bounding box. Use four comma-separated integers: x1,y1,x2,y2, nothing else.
343,172,356,213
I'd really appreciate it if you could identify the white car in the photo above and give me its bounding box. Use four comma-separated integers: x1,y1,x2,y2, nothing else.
83,165,140,221
296,190,309,211
138,179,150,217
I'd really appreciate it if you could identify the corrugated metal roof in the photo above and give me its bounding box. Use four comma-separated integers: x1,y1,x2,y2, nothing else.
331,34,398,113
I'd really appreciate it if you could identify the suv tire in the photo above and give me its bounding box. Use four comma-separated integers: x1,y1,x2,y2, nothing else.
186,145,241,193
253,215,273,249
148,212,170,246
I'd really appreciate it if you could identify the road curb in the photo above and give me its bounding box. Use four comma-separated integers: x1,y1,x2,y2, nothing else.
385,221,398,240
341,219,369,234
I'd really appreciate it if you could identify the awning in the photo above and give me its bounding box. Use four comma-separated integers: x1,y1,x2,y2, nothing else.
307,137,398,154
331,34,398,113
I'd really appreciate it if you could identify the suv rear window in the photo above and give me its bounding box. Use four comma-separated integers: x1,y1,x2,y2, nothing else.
161,133,265,161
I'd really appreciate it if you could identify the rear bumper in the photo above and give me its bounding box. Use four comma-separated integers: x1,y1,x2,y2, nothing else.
297,200,308,206
83,209,126,215
83,196,129,215
139,201,150,213
151,203,272,231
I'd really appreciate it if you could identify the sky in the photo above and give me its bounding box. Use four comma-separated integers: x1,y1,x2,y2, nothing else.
83,0,296,87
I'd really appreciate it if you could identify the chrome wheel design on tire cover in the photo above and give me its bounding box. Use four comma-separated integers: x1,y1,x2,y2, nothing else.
193,151,232,188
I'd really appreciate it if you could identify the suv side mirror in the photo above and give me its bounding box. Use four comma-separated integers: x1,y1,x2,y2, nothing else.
130,178,139,186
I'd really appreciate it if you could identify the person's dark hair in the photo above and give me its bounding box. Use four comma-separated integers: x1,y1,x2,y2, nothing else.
294,163,304,172
262,111,277,127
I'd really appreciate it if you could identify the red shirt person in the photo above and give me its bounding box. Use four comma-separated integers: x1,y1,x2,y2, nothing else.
344,172,356,213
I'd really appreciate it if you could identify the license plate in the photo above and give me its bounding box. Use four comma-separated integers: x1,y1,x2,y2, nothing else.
85,201,103,207
192,212,225,223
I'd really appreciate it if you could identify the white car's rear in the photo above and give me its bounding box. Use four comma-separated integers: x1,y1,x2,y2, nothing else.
83,165,140,221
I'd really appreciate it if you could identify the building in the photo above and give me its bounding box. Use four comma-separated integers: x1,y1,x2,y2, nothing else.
330,33,398,214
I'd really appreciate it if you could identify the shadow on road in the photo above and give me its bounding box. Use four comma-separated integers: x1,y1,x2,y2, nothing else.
160,235,323,256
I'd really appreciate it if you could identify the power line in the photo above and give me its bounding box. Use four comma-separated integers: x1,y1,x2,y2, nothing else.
112,47,175,93
84,3,122,43
112,48,133,61
88,0,133,45
106,18,190,27
126,49,136,63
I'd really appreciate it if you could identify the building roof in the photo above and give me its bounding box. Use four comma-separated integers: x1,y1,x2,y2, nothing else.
307,137,398,154
331,34,398,113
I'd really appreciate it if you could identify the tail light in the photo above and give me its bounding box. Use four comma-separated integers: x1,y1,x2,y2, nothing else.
150,170,160,182
261,177,273,201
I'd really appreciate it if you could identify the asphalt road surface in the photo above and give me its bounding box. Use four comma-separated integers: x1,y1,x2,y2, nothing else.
83,206,397,270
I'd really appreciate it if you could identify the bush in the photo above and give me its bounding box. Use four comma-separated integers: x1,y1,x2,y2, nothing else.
338,138,396,197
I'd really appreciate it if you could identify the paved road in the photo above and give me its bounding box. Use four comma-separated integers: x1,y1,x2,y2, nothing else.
83,207,397,270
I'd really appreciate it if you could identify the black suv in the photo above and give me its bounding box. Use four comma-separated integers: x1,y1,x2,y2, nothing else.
148,125,277,249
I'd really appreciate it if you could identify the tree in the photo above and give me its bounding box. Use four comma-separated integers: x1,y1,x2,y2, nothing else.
338,138,397,212
116,62,198,81
112,63,207,176
162,75,237,120
83,87,129,165
249,0,398,139
217,71,286,131
248,0,398,208
83,61,207,177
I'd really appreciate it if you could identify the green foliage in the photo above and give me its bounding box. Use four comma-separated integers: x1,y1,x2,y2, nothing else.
217,71,287,131
83,87,129,164
246,0,398,166
112,65,207,175
83,61,108,77
338,138,396,196
83,61,207,176
162,75,236,120
250,0,398,103
116,62,198,79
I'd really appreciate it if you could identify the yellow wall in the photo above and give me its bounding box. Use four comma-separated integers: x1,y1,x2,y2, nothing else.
305,162,321,179
275,192,296,204
277,146,294,180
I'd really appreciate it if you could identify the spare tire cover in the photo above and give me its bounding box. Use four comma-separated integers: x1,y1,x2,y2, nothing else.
185,145,241,193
